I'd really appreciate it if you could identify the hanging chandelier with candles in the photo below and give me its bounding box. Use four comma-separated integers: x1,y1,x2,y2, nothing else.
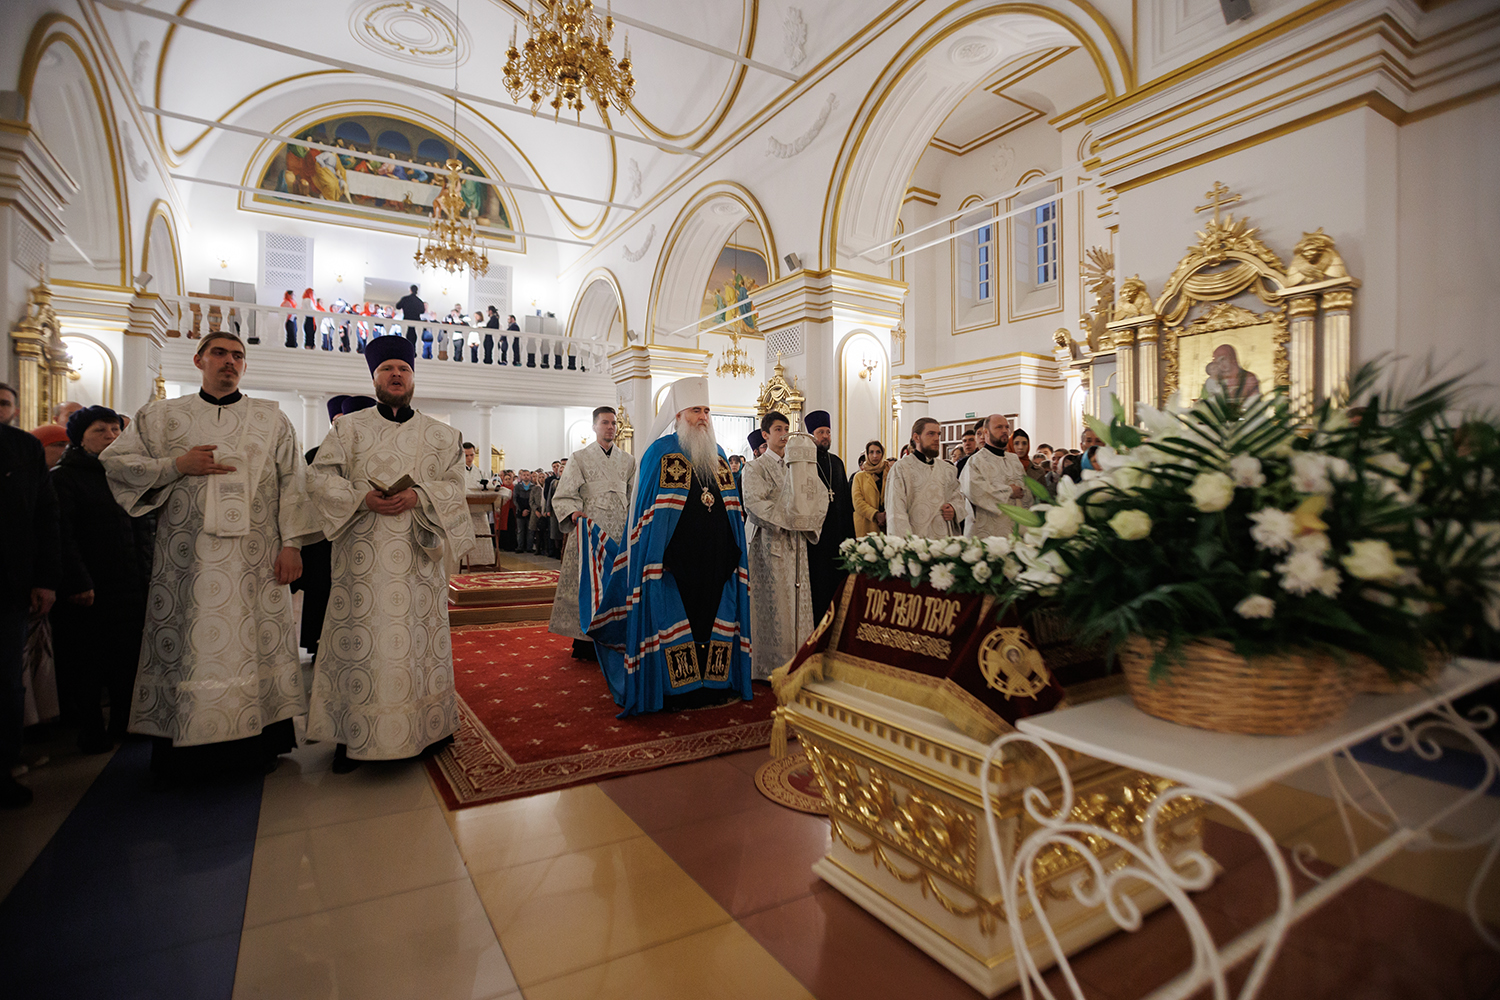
504,0,635,123
413,158,490,276
716,332,755,379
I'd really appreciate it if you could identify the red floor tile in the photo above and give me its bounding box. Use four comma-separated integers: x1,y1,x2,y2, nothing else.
598,754,772,833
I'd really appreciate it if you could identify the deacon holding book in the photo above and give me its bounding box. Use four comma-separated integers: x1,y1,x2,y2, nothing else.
576,377,752,715
305,336,473,772
548,406,636,661
103,331,320,779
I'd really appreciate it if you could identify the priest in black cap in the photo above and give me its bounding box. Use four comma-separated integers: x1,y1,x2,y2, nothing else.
305,336,473,771
747,427,767,458
802,410,855,617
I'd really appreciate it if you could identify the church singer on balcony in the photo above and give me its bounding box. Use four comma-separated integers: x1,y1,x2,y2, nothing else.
576,377,753,716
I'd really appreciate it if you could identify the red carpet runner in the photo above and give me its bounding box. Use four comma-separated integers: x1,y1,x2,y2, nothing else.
428,623,775,808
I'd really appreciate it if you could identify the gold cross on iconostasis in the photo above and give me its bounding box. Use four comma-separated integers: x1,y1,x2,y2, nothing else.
1194,181,1242,225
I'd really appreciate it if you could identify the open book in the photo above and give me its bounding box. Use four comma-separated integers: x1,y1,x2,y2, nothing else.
367,474,417,498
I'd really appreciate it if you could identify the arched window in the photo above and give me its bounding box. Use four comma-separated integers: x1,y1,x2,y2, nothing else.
376,130,411,156
417,138,450,162
335,122,370,147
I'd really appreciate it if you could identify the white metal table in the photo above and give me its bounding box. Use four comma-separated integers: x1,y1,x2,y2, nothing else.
981,658,1500,1000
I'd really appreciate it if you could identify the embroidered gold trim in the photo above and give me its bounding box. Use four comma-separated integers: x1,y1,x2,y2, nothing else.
660,453,691,491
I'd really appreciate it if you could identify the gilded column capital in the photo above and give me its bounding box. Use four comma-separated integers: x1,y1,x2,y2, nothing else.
1287,295,1318,318
1321,289,1355,311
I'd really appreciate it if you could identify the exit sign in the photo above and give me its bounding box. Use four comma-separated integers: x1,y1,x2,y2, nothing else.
964,412,975,418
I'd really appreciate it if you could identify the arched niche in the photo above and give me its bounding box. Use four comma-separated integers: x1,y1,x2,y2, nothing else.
566,268,628,348
646,182,778,344
22,20,130,286
837,330,889,461
822,2,1128,268
141,201,184,298
59,334,115,409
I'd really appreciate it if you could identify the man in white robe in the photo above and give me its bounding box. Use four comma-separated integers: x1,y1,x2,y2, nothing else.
461,442,487,491
550,406,636,659
960,413,1030,538
305,336,473,772
742,411,829,680
103,331,318,778
885,416,964,539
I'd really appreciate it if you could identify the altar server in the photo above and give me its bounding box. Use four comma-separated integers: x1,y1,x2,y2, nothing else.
741,411,828,679
885,416,964,539
577,377,752,715
802,409,855,617
960,413,1030,539
549,406,636,660
103,331,318,778
305,336,473,772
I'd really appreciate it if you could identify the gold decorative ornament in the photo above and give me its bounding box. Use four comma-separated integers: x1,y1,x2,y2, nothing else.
412,157,490,277
1113,274,1152,319
9,276,72,431
503,0,635,124
614,405,634,453
976,627,1051,700
1285,228,1349,286
755,353,805,422
1080,245,1115,349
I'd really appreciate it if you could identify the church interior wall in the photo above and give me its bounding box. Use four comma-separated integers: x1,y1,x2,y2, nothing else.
1396,91,1500,380
1113,107,1402,366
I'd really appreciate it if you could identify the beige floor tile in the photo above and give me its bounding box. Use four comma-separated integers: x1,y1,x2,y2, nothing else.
472,833,732,986
522,922,814,1000
0,807,71,901
243,806,469,928
273,740,337,776
444,784,642,874
1205,781,1339,841
258,759,436,837
233,877,518,1000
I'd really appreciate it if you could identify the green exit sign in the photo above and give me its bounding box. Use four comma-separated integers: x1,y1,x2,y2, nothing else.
964,412,975,418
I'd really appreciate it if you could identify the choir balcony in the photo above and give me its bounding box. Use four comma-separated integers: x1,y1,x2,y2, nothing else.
155,294,612,408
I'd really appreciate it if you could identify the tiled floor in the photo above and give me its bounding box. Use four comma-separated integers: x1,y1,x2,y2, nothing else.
3,722,1499,998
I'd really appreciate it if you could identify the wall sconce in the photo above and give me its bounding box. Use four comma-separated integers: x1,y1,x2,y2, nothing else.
336,274,344,283
217,258,228,269
858,355,880,380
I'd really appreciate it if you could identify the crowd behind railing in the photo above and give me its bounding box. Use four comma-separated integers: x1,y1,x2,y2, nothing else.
157,288,609,373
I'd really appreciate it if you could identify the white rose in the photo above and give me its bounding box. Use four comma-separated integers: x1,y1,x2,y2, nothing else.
1290,453,1334,495
929,564,956,591
941,538,963,558
983,535,1012,558
971,561,993,583
1108,509,1153,541
862,549,879,563
908,558,923,579
961,545,984,564
1002,555,1023,580
1111,465,1152,494
1235,595,1276,619
1248,508,1297,552
1341,539,1402,581
1189,471,1236,512
908,537,930,559
1229,455,1266,489
1044,501,1085,539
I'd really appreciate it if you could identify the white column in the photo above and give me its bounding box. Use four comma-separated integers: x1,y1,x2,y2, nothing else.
299,392,325,452
473,402,495,474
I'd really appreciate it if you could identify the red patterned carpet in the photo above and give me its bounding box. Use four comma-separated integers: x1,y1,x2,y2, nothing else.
428,623,776,808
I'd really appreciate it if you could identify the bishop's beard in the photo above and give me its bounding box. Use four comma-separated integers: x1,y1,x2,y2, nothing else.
677,420,720,485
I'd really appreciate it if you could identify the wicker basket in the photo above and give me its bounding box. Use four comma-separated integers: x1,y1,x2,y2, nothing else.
1118,637,1355,735
1352,648,1449,694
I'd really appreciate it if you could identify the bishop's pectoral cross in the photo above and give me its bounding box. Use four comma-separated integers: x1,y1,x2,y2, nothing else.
1194,181,1241,225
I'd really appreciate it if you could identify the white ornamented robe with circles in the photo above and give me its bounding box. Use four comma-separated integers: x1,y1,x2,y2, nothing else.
103,394,320,746
549,442,636,641
741,450,827,680
960,446,1032,539
885,453,965,540
305,407,474,760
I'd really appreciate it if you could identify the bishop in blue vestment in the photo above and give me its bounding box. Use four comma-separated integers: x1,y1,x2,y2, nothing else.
577,377,753,716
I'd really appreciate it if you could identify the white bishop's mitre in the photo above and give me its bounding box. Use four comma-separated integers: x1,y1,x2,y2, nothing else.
649,376,711,441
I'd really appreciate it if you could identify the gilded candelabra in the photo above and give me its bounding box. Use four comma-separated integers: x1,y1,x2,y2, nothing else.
716,332,755,379
412,158,490,277
504,0,635,123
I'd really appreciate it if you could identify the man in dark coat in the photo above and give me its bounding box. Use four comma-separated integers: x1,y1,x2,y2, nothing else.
289,395,355,664
1,395,60,807
395,284,425,347
50,406,153,753
803,409,856,618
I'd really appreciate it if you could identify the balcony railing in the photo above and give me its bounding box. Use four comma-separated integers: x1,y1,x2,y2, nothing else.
157,292,608,374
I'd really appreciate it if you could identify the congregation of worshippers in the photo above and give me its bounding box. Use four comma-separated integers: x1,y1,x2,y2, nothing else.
0,332,1092,806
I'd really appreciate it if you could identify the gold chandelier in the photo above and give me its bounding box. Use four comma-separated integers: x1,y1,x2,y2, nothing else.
716,332,755,379
413,158,490,277
504,1,635,123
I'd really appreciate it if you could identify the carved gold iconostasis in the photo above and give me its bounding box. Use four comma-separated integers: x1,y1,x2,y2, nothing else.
1058,183,1357,422
8,278,73,431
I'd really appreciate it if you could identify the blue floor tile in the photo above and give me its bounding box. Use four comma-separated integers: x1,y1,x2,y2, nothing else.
0,740,263,999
